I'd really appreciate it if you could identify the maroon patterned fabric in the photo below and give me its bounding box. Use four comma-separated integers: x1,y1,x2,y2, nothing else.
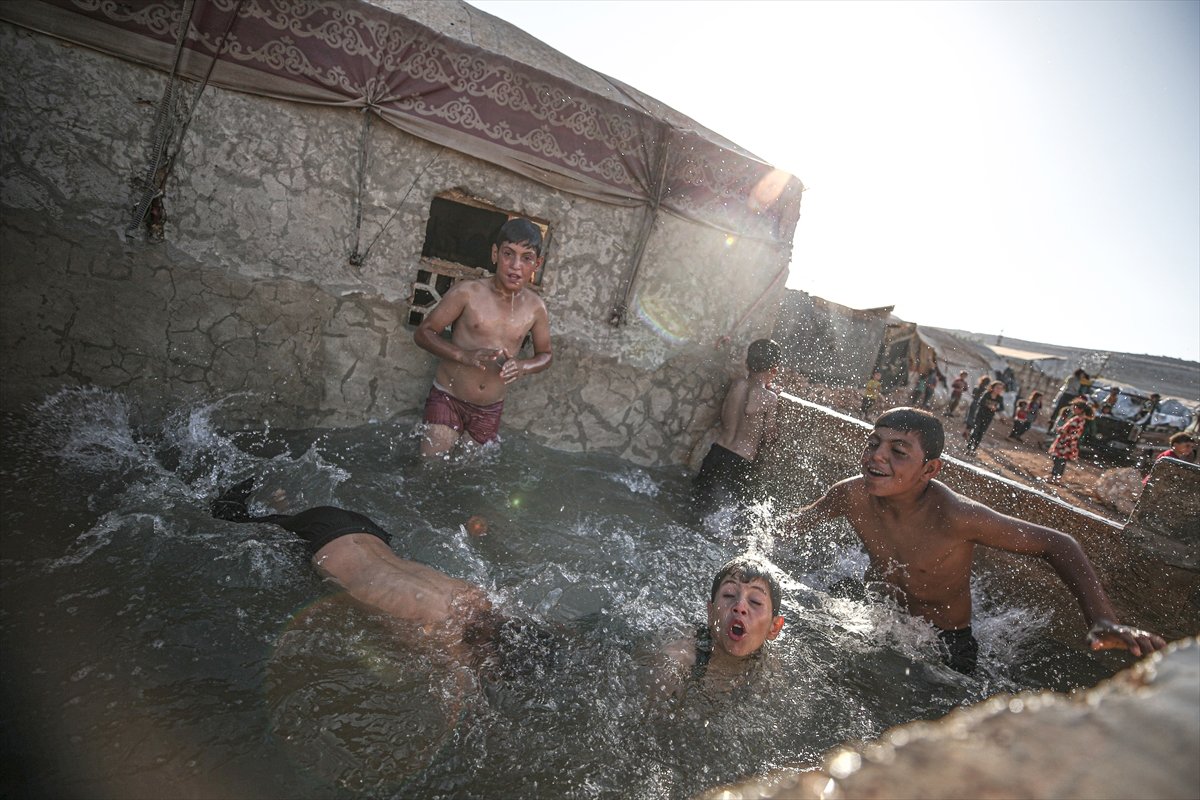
3,0,802,244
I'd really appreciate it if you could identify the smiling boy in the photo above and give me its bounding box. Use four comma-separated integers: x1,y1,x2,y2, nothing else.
661,556,785,691
781,407,1165,672
413,218,553,457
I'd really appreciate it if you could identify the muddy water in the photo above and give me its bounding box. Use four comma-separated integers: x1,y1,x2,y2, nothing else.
0,388,1133,799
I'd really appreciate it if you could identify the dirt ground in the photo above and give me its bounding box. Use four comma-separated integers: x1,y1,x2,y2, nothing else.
780,373,1140,525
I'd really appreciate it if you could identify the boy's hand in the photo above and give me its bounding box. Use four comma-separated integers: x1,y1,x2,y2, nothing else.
464,348,506,370
1086,621,1167,657
500,356,523,384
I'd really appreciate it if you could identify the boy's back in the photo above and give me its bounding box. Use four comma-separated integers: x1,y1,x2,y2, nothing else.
715,376,779,461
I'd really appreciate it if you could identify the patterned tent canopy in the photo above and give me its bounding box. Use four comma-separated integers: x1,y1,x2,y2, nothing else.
2,0,803,245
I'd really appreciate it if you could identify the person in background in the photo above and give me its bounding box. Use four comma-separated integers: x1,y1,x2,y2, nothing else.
1047,369,1085,431
1023,390,1044,436
1100,386,1120,416
1007,399,1030,442
1142,432,1197,485
963,374,992,433
965,381,1006,455
861,369,884,419
920,365,943,410
1137,393,1162,430
945,370,969,418
908,369,928,408
1048,399,1094,485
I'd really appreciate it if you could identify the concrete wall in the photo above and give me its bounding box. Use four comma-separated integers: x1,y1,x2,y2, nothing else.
703,637,1200,800
0,23,786,465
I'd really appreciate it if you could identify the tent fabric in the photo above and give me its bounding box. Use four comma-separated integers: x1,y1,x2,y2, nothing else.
1,0,803,245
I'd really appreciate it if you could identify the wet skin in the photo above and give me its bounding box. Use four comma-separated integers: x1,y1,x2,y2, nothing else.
785,426,1167,658
413,239,552,456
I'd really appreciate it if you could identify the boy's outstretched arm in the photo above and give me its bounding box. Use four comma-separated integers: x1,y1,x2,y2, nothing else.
780,479,852,540
962,504,1167,657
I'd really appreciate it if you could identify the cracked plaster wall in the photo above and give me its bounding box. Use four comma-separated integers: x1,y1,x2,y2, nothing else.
1,24,788,464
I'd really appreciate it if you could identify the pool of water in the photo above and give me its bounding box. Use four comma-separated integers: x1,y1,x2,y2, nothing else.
0,387,1134,799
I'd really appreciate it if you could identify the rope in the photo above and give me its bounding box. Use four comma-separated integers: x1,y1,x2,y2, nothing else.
348,108,373,267
127,0,196,235
127,0,245,235
350,145,445,267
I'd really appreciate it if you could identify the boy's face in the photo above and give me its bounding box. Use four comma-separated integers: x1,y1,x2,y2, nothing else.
861,427,940,497
707,576,784,659
1173,442,1195,458
492,240,542,293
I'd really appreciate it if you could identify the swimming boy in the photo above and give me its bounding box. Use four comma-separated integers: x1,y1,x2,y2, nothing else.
413,218,552,457
659,556,785,693
780,407,1166,672
693,339,782,512
212,479,496,652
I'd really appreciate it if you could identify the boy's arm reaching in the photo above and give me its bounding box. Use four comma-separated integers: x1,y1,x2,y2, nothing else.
780,479,852,540
959,503,1166,656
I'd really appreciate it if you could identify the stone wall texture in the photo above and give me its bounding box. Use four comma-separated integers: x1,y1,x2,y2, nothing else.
0,22,787,465
703,637,1200,800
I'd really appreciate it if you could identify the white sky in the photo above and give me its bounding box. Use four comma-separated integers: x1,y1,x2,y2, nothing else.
467,0,1200,362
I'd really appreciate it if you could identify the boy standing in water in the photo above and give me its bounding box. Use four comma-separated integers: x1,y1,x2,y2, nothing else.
780,407,1166,673
693,339,782,512
659,556,785,693
413,219,553,458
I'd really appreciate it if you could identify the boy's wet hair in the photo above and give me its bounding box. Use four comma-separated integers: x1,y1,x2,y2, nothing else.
747,339,782,373
874,407,945,461
495,218,544,257
1169,432,1194,446
710,556,782,616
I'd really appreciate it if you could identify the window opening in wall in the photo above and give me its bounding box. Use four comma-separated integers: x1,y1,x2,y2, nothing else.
409,193,550,327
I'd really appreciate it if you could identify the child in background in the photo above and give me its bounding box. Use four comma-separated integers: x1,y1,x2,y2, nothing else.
944,370,969,417
965,381,1005,454
963,375,991,432
1143,433,1197,485
861,370,883,418
1007,400,1030,442
1048,399,1094,484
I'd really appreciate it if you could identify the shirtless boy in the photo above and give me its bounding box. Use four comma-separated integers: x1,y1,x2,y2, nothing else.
659,556,785,694
413,218,552,457
781,407,1166,672
693,339,782,511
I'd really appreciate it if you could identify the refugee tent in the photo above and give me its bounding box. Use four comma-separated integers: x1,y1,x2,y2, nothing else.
0,0,805,466
0,0,801,308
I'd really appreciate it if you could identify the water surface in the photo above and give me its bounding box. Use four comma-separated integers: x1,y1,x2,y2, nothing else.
0,388,1131,798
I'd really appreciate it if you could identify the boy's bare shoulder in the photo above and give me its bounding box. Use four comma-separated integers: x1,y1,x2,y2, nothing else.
923,480,998,525
662,636,697,670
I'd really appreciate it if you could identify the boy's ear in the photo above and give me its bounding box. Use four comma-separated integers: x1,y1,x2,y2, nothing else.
767,616,785,640
922,457,943,481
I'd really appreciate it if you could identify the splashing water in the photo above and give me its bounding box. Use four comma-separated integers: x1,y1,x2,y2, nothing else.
0,387,1131,799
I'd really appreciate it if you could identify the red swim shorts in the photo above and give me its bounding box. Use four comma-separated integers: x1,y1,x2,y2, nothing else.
422,384,504,444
